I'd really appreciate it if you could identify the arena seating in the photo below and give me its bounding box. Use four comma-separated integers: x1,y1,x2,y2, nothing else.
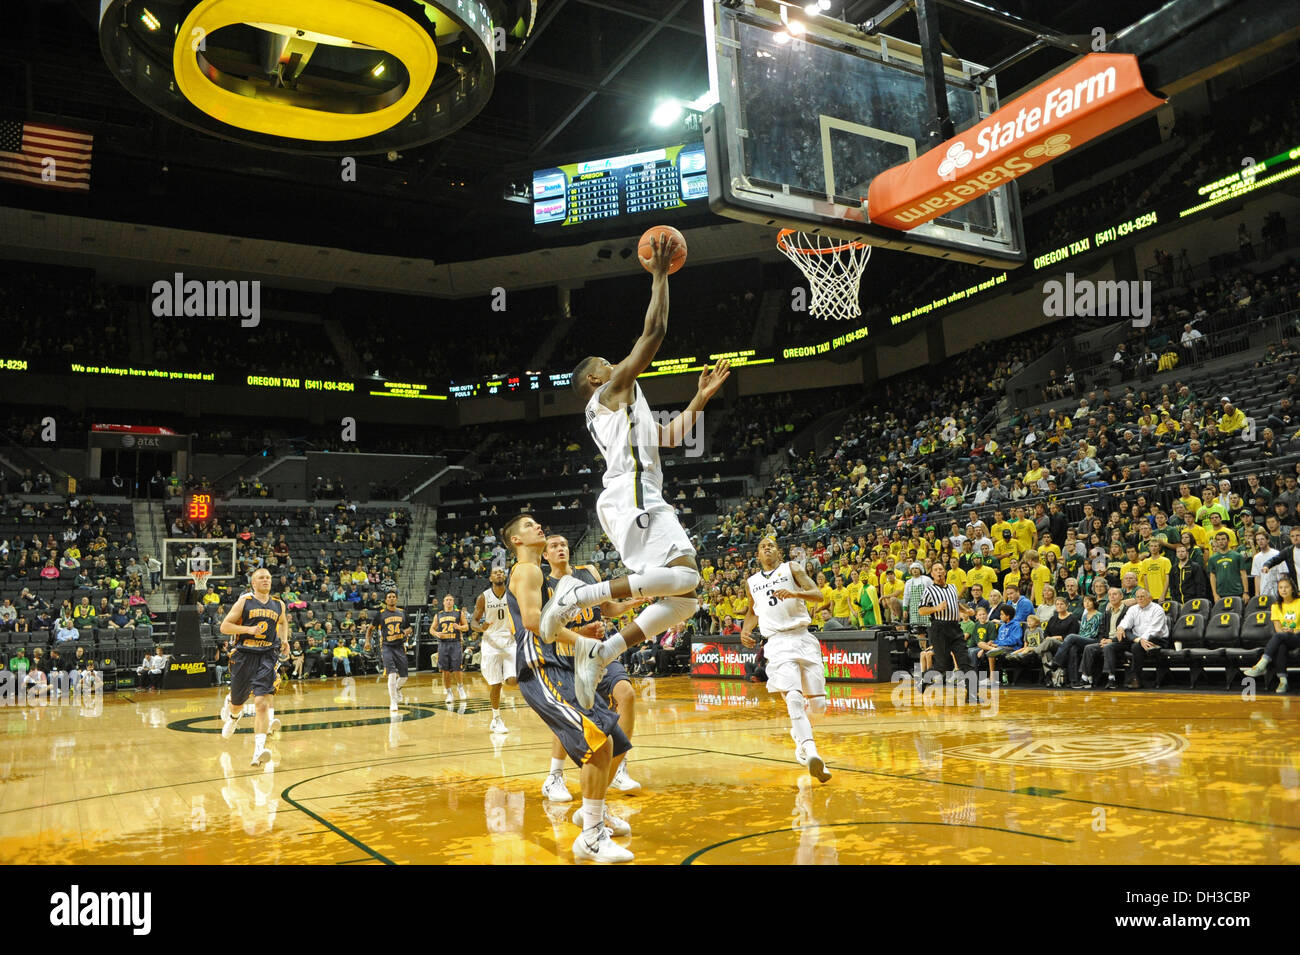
0,499,153,687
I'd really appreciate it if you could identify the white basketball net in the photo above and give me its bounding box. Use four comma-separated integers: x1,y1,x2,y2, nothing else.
187,556,211,592
777,230,872,321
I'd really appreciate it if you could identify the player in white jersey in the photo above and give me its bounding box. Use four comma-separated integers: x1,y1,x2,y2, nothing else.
541,233,730,709
472,567,515,736
741,537,832,783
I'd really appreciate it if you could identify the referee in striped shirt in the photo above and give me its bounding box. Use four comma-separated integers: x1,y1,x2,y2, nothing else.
917,562,975,681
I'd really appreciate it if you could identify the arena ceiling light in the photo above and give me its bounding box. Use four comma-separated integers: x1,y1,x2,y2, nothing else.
98,0,537,155
650,99,684,127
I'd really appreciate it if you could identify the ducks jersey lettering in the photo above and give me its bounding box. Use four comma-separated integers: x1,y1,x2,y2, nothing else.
746,562,812,636
481,587,514,650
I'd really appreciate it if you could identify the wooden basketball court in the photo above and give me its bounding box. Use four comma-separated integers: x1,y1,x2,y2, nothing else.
2,676,1296,865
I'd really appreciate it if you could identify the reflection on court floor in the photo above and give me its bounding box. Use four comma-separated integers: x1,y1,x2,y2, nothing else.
1,674,1296,864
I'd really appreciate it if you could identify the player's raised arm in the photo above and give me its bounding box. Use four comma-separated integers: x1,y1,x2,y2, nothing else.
775,563,825,603
219,594,253,636
607,235,676,395
660,359,730,447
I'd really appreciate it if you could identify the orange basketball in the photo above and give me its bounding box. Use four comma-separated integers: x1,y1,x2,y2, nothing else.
638,225,687,274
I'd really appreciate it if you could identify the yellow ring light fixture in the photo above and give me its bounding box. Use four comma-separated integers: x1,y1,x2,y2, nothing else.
99,0,520,155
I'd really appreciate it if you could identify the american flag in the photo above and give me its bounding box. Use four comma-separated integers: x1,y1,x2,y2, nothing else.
0,120,93,192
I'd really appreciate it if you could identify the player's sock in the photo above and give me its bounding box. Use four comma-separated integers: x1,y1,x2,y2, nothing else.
582,798,604,839
550,757,567,775
266,706,274,724
598,634,628,664
786,691,814,751
492,708,501,720
387,672,399,701
615,596,698,658
254,732,267,752
570,579,612,607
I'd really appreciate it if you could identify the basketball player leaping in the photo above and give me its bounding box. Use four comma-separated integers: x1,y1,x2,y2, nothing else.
540,534,646,802
472,567,515,735
543,234,730,708
219,567,289,767
741,537,832,784
371,590,412,712
503,513,635,863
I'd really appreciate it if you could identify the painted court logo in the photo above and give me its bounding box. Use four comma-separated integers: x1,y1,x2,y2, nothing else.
49,886,151,935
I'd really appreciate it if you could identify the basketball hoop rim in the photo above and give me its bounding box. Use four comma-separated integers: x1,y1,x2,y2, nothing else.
777,228,868,256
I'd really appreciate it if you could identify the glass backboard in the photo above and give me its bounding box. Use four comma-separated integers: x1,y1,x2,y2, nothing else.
704,0,1026,268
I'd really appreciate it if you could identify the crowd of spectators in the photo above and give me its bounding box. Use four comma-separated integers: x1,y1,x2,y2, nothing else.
0,269,130,368
175,501,411,633
1086,262,1300,389
148,313,343,378
714,391,834,459
0,496,156,669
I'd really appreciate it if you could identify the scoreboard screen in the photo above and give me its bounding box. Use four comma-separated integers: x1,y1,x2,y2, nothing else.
186,493,213,521
533,142,707,227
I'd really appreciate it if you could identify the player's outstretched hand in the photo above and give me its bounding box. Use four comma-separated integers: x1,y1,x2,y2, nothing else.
576,620,605,640
641,235,677,277
697,358,730,399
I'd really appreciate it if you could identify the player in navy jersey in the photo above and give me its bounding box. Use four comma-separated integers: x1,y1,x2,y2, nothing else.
370,590,412,712
540,534,645,802
219,567,290,766
429,594,469,704
501,513,635,863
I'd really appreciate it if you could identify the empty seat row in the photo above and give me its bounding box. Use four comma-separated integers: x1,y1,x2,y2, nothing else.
1159,595,1273,619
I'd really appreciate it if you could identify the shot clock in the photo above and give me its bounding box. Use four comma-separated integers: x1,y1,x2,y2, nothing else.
186,493,214,522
